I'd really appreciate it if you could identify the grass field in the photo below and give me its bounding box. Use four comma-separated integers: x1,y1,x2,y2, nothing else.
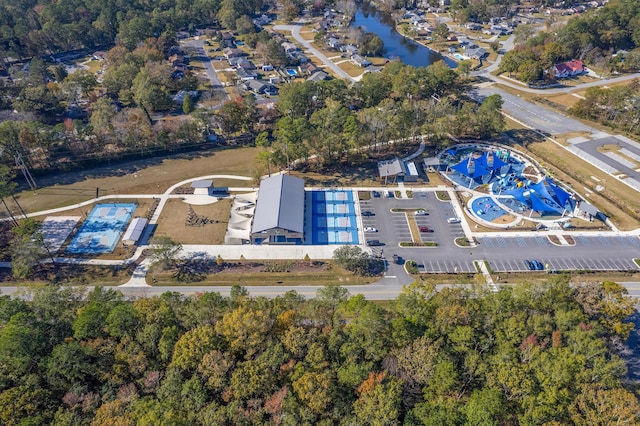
13,146,260,215
154,198,232,244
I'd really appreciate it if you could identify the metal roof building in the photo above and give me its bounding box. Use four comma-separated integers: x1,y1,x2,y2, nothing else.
251,174,305,244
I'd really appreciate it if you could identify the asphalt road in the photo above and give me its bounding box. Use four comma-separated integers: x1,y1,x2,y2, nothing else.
273,24,355,82
181,39,228,104
472,86,595,135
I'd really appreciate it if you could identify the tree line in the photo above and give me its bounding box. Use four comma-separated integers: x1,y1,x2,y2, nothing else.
0,56,504,176
247,61,504,172
0,278,637,425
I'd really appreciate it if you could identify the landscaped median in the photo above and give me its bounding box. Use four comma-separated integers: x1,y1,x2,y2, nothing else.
147,259,376,286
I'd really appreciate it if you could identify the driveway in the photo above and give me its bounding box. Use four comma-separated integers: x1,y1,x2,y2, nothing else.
273,24,355,82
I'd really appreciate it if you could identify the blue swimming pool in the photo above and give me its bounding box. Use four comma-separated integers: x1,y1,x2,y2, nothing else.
67,203,137,254
471,197,509,222
286,69,297,76
306,190,359,245
453,53,465,60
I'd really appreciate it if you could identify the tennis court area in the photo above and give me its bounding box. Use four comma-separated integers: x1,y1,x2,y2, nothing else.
66,203,137,254
305,190,359,245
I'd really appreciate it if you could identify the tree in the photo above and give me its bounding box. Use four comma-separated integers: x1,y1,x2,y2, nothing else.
457,60,473,77
10,219,49,279
332,245,383,276
0,164,19,226
182,92,195,114
569,384,640,425
433,23,450,41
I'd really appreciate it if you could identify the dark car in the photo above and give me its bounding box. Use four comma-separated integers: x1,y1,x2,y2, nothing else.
393,254,403,264
419,226,434,233
361,211,375,216
533,260,544,270
387,190,394,198
366,239,382,246
371,191,381,198
525,260,535,270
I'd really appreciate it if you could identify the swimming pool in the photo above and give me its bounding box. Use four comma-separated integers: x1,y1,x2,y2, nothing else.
453,53,465,60
66,203,137,254
306,190,359,245
286,69,297,76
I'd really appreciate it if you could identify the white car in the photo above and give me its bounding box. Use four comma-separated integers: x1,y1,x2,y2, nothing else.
414,209,428,216
364,227,378,233
447,217,461,224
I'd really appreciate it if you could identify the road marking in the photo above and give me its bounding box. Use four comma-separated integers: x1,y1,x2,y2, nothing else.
384,276,397,278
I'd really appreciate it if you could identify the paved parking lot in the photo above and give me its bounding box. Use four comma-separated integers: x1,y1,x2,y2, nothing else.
479,236,551,248
573,235,640,248
489,257,638,272
418,259,477,273
359,191,460,249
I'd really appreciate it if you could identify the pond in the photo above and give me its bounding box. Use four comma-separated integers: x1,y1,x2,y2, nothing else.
350,3,456,68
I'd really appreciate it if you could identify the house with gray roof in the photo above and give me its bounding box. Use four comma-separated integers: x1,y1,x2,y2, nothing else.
307,70,329,82
251,174,305,244
351,54,372,67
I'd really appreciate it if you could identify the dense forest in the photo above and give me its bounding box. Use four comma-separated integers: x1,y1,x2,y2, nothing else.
0,279,638,425
499,0,640,82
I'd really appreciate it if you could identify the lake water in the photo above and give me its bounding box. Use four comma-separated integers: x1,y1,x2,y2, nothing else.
350,4,456,68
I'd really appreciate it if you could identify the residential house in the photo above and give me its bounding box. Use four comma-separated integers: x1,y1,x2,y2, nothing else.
271,32,287,44
237,59,256,71
245,79,278,95
262,64,274,72
236,68,258,81
466,23,482,31
314,20,328,31
307,70,329,82
364,65,382,74
463,47,487,60
327,37,342,49
293,53,309,63
281,42,298,54
554,59,586,78
299,62,321,75
410,15,424,25
223,47,245,59
343,44,359,56
351,54,371,67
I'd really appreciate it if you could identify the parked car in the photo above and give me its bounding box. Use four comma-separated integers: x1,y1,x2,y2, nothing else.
371,191,381,198
361,211,375,216
414,209,429,216
525,260,535,270
419,226,434,233
366,239,382,246
392,254,403,264
386,191,394,198
364,227,378,233
533,260,544,270
447,217,461,224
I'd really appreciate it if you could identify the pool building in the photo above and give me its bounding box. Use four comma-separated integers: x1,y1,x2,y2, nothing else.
249,174,359,245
